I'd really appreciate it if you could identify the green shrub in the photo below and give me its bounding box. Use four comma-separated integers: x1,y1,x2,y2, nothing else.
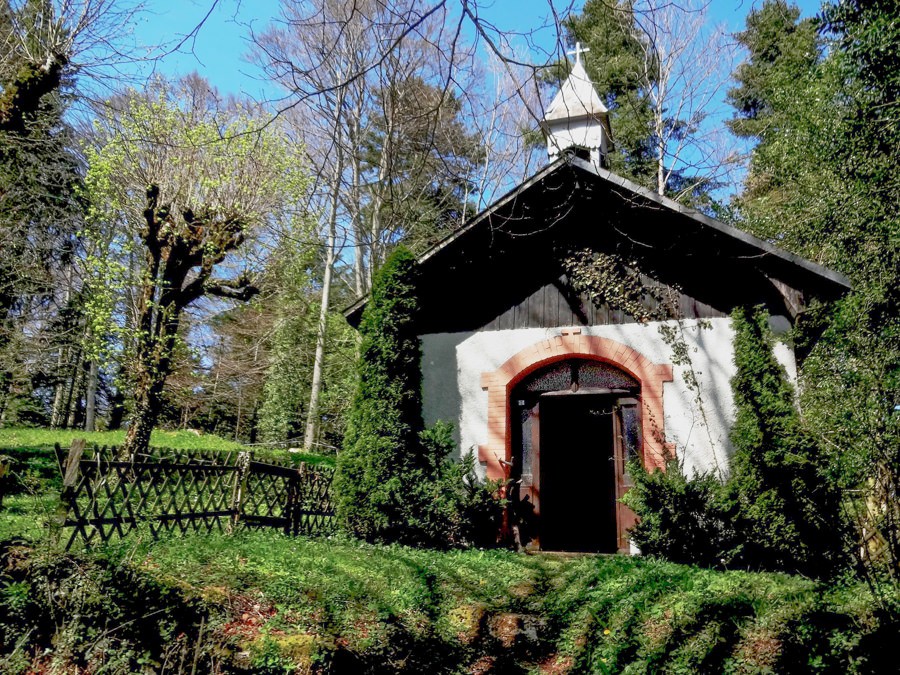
333,247,424,542
622,459,731,567
722,305,845,576
625,307,846,577
409,422,506,549
334,248,502,548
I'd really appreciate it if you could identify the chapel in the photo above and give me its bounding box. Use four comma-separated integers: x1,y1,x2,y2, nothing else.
345,47,849,553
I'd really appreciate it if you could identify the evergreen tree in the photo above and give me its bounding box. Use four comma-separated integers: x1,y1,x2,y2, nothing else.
0,0,83,425
728,0,900,581
723,306,844,576
726,1,819,141
332,247,426,542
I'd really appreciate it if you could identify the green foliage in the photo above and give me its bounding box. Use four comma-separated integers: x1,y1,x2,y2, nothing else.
256,234,357,447
5,532,893,673
0,542,219,674
625,308,845,577
727,1,820,140
404,423,506,549
724,306,844,576
727,0,900,589
623,459,730,568
334,248,500,547
333,246,424,542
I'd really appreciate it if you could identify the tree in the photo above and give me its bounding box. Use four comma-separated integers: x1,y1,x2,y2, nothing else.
726,0,819,142
332,247,424,542
727,0,900,586
563,0,656,184
563,0,737,202
0,0,84,424
256,0,482,450
84,76,307,455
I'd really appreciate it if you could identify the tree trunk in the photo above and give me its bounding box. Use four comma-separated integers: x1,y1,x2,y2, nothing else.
60,346,82,429
84,359,99,432
50,346,67,428
304,113,345,452
66,356,86,429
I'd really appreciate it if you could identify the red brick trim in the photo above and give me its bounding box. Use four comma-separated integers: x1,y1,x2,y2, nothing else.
477,334,674,481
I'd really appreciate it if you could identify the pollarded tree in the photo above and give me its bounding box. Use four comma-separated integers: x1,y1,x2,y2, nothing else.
84,76,307,456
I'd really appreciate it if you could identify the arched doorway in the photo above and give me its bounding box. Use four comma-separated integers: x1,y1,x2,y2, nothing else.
509,358,642,553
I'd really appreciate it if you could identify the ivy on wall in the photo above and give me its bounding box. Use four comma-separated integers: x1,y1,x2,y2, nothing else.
560,248,675,323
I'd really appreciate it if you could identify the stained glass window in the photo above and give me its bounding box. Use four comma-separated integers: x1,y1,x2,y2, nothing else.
518,358,638,393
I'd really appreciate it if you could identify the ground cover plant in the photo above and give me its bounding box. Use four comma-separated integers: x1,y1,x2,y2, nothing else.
0,532,895,674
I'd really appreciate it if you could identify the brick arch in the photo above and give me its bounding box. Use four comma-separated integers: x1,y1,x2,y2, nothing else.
477,333,674,481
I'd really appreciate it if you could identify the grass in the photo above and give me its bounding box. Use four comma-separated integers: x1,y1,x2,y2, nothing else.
0,426,335,467
0,426,334,497
82,531,892,674
0,427,896,672
0,426,336,545
0,518,895,672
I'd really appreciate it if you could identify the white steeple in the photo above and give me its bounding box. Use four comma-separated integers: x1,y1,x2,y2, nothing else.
541,43,611,168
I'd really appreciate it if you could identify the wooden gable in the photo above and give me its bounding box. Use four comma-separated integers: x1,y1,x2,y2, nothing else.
346,157,850,334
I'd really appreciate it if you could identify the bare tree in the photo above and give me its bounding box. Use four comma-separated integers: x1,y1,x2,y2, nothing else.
630,0,739,198
255,0,489,449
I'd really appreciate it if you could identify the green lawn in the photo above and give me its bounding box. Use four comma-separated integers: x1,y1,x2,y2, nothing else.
1,530,892,674
0,426,335,545
0,426,334,495
0,426,335,466
0,427,895,673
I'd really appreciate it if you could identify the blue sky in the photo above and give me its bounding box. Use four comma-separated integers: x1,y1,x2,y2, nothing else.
133,0,826,100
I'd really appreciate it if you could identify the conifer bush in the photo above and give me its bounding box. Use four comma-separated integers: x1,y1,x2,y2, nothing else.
722,305,845,576
333,247,502,547
623,459,731,567
626,307,846,577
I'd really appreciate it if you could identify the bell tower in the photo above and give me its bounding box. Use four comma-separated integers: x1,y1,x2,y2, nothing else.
541,43,611,168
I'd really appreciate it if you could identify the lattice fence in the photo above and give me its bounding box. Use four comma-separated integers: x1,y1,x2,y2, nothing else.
55,442,336,549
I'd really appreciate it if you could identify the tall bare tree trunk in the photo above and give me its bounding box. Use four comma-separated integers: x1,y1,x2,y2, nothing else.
304,139,344,452
84,358,98,431
66,355,86,428
50,345,68,428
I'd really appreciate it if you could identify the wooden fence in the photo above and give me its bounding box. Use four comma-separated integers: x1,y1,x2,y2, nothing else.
55,441,335,549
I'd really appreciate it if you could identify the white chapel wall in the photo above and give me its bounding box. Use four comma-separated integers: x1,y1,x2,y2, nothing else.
420,317,797,480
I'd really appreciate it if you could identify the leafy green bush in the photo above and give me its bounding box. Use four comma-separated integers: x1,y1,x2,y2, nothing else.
626,307,846,577
622,459,731,567
408,422,506,549
722,305,845,577
334,248,501,548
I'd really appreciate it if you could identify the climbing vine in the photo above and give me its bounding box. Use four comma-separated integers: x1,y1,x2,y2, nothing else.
562,247,720,469
561,248,673,323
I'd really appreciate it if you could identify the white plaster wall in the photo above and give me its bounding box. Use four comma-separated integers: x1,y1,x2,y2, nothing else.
420,317,797,480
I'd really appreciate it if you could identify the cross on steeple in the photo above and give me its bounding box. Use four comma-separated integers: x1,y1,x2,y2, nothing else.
566,41,590,66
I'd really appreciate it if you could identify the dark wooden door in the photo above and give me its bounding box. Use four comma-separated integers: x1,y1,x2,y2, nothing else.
538,395,618,553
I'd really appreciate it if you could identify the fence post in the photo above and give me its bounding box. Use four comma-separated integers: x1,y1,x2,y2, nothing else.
229,451,251,533
0,454,10,509
51,439,86,544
